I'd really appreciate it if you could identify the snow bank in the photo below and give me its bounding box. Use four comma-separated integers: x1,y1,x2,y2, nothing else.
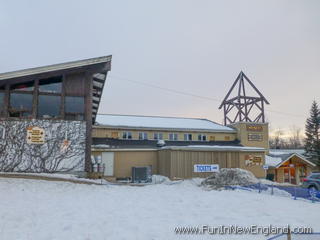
201,168,259,189
0,178,319,240
152,175,171,184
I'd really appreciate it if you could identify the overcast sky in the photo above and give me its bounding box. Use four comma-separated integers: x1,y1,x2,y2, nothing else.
1,0,319,135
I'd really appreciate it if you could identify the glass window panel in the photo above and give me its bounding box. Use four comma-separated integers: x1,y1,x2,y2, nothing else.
10,81,34,91
38,95,61,119
184,133,192,141
169,133,178,141
9,93,33,117
139,132,148,140
122,132,132,139
0,92,4,109
0,92,4,116
0,85,5,90
65,96,84,113
65,113,84,121
39,76,62,93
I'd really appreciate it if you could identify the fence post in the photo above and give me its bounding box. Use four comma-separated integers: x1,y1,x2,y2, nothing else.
294,187,297,200
258,182,261,193
287,226,291,240
271,184,274,195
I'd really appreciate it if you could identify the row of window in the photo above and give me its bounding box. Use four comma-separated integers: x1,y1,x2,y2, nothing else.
0,76,85,120
121,132,211,141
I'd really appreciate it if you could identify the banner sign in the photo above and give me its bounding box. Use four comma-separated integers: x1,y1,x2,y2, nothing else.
194,164,219,173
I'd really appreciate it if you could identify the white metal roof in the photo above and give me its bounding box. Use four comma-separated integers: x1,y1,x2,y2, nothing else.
162,145,266,152
95,114,236,132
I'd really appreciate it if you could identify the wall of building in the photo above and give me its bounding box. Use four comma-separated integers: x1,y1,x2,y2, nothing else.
230,122,269,150
0,119,86,173
92,127,237,142
92,149,158,179
157,149,266,179
92,148,266,180
239,152,266,178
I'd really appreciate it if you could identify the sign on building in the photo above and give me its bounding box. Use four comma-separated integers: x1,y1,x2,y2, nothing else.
246,125,263,132
248,133,263,141
194,164,219,173
26,126,45,144
245,155,263,166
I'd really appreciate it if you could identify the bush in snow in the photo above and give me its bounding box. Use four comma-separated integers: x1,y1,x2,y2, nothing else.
201,168,259,190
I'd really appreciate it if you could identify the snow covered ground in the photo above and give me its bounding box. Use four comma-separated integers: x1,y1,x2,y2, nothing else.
0,177,319,240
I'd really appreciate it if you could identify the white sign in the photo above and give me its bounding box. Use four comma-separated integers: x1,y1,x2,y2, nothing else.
262,165,269,170
26,126,45,144
194,164,219,173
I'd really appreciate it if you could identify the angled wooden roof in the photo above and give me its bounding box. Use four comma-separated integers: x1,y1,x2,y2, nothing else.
0,56,112,123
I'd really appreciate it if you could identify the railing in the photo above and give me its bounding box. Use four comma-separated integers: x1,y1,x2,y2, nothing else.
226,183,320,202
267,232,320,240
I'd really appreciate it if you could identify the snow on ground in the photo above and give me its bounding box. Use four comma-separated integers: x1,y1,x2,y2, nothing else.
0,178,319,240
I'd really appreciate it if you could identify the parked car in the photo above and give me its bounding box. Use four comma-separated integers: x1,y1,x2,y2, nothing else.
302,172,320,193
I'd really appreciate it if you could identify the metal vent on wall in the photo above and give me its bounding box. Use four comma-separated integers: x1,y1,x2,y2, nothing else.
132,166,152,183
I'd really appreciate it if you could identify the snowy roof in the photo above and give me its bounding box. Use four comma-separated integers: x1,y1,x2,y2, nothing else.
266,153,316,168
162,145,266,152
265,155,283,167
95,114,236,132
269,149,305,155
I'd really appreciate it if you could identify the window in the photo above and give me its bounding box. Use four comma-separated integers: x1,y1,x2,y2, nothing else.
38,95,61,119
0,125,5,139
39,76,62,93
198,134,207,141
154,133,163,140
0,92,4,116
139,132,148,140
224,136,231,141
169,133,178,141
209,136,215,141
122,131,132,139
65,96,85,120
111,132,119,139
184,133,192,141
9,93,33,118
10,81,34,91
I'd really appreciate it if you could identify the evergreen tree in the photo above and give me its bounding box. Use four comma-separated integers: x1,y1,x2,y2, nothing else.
305,100,320,166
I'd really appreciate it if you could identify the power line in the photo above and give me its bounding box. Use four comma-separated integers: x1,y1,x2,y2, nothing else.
108,74,306,118
109,74,221,102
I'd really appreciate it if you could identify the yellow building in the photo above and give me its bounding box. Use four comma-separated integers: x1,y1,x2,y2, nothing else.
92,114,270,181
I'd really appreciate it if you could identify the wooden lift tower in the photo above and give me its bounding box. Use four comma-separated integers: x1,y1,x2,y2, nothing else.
219,71,269,125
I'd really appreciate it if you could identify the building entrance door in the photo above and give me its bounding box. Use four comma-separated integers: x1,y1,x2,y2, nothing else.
102,152,114,176
284,167,296,184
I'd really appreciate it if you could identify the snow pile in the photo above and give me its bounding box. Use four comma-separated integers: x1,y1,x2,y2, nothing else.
1,178,319,240
201,168,259,189
152,175,171,184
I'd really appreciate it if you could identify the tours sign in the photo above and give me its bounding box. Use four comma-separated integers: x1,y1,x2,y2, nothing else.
26,126,45,144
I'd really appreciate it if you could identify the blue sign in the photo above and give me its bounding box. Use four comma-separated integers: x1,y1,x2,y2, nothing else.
194,164,219,173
